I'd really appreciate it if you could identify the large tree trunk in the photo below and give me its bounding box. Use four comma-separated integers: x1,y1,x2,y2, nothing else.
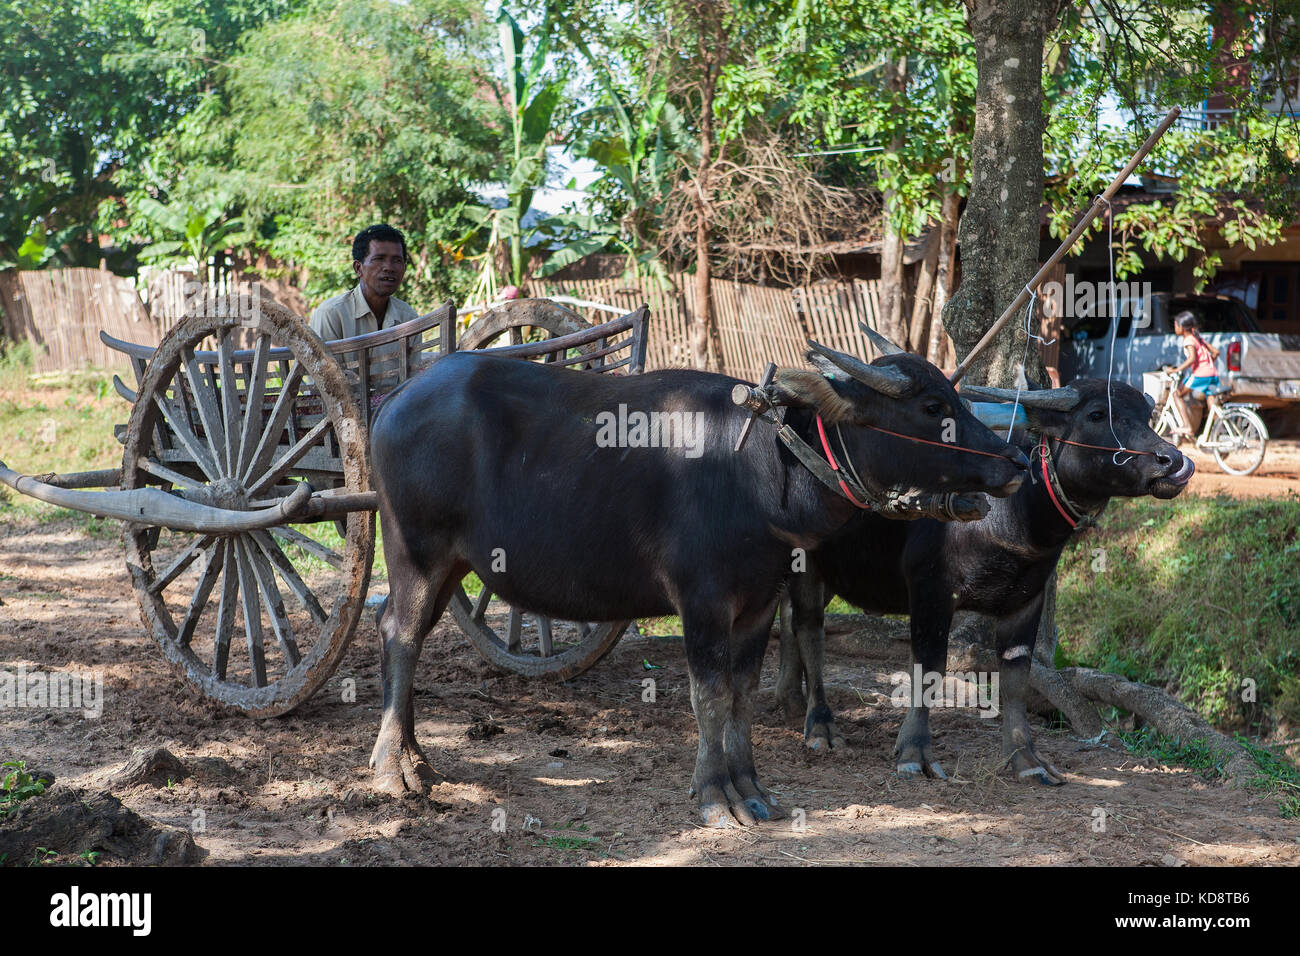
941,0,1054,386
878,55,909,347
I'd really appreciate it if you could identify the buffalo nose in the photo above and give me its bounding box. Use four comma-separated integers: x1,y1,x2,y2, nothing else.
1154,447,1175,468
1008,448,1029,472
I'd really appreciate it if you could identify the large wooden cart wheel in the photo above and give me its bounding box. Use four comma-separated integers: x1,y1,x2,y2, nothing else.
121,296,373,717
450,298,630,680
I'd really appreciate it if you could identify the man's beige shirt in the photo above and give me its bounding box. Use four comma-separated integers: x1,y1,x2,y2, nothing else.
309,284,418,343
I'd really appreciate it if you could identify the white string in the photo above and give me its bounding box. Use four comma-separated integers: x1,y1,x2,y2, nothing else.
1006,285,1040,442
1098,194,1134,465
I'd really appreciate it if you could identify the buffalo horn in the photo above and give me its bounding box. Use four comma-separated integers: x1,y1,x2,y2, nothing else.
959,384,1082,410
807,340,912,398
856,320,907,357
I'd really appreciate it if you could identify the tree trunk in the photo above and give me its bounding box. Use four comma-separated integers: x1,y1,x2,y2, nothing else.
878,55,909,347
927,187,961,368
689,6,722,371
908,227,941,353
941,0,1053,387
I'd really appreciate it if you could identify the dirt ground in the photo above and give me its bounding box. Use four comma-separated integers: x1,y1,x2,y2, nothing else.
3,458,1299,866
1179,437,1300,499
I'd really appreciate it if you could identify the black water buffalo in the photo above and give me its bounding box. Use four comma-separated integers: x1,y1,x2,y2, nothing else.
777,377,1193,783
368,343,1028,826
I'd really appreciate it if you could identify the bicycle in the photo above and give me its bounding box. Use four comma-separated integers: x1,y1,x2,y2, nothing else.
1149,368,1269,476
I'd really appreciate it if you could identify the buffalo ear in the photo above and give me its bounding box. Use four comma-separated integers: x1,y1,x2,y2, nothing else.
773,368,857,425
1022,405,1071,436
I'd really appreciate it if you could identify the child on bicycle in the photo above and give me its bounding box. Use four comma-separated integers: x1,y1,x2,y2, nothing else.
1162,310,1220,440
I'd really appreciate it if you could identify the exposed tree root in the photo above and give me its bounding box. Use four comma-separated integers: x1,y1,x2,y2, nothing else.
1056,666,1257,783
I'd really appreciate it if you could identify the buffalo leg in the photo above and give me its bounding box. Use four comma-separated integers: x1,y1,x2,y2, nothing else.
895,596,954,779
724,601,787,820
683,604,769,828
782,572,845,752
774,594,807,723
369,559,464,796
996,597,1065,785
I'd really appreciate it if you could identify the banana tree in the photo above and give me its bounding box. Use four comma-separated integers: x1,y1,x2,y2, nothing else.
491,5,565,289
547,22,685,288
134,188,247,275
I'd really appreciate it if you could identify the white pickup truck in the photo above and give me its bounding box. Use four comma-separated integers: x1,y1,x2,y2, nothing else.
1060,293,1300,425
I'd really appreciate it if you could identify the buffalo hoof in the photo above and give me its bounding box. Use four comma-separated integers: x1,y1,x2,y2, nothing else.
804,703,846,753
895,760,948,780
776,688,808,725
1006,746,1066,785
693,777,785,827
895,736,947,780
369,738,439,796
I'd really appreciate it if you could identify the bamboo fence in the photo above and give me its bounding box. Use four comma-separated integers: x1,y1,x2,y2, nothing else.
529,274,888,382
3,266,899,383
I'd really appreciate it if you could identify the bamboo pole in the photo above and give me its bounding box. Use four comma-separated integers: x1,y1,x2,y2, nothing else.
950,106,1182,384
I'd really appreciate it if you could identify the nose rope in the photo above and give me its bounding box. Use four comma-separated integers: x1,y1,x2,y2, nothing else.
813,415,1023,510
844,421,1020,460
1052,435,1157,455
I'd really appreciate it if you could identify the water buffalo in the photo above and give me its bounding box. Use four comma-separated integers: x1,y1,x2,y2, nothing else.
777,376,1193,783
368,344,1028,826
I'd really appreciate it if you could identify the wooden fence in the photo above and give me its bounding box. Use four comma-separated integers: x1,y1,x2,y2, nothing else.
0,266,290,373
528,274,886,382
4,266,902,383
0,267,162,374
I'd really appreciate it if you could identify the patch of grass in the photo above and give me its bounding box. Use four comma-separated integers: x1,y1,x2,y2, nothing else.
1236,736,1300,818
531,834,601,851
1116,727,1228,780
1057,495,1300,735
0,361,129,525
636,616,682,638
1,760,49,819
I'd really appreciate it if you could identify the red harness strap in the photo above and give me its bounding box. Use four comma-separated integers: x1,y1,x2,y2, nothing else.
1040,439,1079,529
815,415,873,509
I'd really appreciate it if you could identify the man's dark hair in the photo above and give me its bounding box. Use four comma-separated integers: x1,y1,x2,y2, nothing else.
353,224,408,264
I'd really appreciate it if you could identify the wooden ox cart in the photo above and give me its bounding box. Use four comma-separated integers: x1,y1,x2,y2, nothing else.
0,295,649,717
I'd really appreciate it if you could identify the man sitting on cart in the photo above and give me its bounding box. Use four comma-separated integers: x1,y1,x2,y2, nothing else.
309,224,419,343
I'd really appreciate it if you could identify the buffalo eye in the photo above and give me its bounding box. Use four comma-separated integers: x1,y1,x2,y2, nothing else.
1088,409,1106,422
924,401,945,417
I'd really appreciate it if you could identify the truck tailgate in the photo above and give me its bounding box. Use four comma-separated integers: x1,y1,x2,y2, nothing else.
1242,335,1300,379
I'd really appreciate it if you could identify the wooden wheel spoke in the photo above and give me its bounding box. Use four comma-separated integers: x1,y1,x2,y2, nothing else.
178,539,225,646
152,393,221,481
218,330,243,476
507,607,522,652
237,334,271,480
150,534,215,595
538,616,554,657
246,417,329,498
213,544,240,679
233,538,268,688
243,535,300,668
137,457,203,490
242,363,304,486
250,529,328,625
181,348,227,474
270,525,344,570
471,586,492,621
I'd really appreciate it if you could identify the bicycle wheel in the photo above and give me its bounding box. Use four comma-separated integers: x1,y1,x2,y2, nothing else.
1210,408,1268,476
